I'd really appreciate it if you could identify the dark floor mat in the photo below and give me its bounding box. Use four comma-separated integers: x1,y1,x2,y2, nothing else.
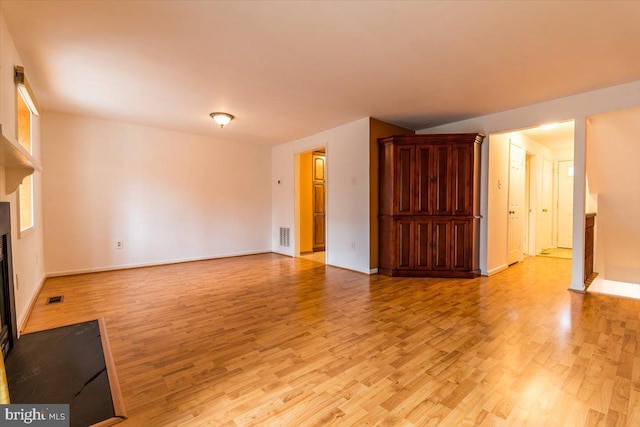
5,319,125,427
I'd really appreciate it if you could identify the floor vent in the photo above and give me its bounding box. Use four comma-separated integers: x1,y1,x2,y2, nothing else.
46,296,64,305
280,227,290,247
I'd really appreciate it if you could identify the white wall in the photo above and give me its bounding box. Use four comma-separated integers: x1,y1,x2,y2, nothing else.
271,118,371,274
587,107,640,284
0,14,46,329
485,132,509,274
418,81,640,290
42,112,272,275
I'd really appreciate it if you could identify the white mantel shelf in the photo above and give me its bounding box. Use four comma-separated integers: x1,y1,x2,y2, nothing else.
0,124,42,194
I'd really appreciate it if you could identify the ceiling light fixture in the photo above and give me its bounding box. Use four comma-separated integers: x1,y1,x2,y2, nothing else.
210,112,234,128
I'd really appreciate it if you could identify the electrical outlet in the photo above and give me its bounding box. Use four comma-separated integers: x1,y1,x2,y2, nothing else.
116,240,123,249
351,241,356,250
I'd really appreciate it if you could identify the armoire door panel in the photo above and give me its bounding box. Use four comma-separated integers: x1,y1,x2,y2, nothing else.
452,220,470,270
433,145,452,215
397,221,414,269
452,144,472,215
431,220,450,270
396,146,414,214
416,146,432,214
415,221,431,269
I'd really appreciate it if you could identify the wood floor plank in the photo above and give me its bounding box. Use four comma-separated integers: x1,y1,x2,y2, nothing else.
20,254,640,426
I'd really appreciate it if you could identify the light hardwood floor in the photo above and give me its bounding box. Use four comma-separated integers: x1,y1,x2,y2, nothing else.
299,251,325,264
24,254,640,426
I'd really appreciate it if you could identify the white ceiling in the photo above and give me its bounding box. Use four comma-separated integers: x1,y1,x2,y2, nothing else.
3,1,640,146
519,121,575,150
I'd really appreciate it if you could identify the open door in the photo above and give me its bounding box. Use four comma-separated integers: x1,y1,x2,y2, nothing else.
507,141,525,264
312,151,326,252
538,157,553,252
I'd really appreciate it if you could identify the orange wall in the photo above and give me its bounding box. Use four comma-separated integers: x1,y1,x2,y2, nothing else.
300,151,313,253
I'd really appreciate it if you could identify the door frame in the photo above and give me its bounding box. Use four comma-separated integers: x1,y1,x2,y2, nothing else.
294,147,327,259
488,120,576,275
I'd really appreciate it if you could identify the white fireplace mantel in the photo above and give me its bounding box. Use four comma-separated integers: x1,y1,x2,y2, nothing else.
0,124,41,194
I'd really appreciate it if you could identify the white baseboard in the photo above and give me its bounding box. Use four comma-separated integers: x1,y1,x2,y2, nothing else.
487,264,508,276
46,250,272,278
272,250,293,257
325,262,372,275
369,268,379,275
18,273,46,335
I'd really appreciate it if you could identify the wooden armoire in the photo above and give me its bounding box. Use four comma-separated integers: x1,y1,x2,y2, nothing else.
378,133,484,277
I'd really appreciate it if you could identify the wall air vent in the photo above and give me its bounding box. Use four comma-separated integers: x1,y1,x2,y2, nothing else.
279,227,290,247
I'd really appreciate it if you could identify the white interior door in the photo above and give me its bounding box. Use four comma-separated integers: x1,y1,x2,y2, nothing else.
508,142,525,264
538,158,553,252
557,160,574,248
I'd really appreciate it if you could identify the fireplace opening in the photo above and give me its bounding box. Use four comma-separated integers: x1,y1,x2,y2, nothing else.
0,203,17,359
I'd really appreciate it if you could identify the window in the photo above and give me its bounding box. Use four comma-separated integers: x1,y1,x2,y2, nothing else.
17,80,34,233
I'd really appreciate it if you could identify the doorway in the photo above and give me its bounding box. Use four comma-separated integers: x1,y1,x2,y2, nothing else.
499,120,575,269
296,148,326,264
